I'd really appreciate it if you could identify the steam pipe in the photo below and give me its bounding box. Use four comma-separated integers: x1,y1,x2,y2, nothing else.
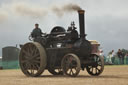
78,10,86,39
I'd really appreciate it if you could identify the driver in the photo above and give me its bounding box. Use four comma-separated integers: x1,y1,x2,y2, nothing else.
67,21,78,42
31,23,43,38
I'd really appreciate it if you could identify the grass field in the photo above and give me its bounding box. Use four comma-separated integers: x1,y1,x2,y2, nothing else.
0,65,128,85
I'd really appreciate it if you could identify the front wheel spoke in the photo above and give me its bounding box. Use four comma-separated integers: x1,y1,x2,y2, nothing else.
98,63,102,66
30,69,33,74
69,69,72,75
65,58,69,65
96,69,98,74
64,59,70,68
58,69,60,72
71,69,73,74
57,69,62,72
91,67,94,73
74,67,77,70
65,66,69,72
96,67,100,72
32,69,34,74
95,68,97,74
88,66,91,69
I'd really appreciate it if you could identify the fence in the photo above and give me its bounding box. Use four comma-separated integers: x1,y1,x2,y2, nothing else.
0,57,128,69
0,60,19,69
104,56,128,65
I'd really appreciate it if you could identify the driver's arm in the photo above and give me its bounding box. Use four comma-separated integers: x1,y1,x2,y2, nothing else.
39,28,43,34
31,29,35,38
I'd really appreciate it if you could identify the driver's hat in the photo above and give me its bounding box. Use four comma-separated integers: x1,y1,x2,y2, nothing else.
35,23,39,25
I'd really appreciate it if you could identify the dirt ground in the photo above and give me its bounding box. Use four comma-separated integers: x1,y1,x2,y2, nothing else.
0,66,128,85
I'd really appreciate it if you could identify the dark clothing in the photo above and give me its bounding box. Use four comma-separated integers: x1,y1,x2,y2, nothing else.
71,29,78,40
117,51,124,64
67,27,72,32
31,28,43,38
117,51,122,58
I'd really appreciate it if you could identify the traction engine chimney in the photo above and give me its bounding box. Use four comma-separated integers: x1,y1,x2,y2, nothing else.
78,10,86,39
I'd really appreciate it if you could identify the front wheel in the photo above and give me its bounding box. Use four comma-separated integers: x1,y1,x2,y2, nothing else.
61,53,81,77
86,54,104,76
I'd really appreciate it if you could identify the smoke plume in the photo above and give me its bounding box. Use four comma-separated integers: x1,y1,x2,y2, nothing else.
0,2,82,20
62,3,82,11
52,3,82,17
12,2,48,18
0,10,8,23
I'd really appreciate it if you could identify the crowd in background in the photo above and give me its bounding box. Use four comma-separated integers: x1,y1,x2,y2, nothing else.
99,49,128,65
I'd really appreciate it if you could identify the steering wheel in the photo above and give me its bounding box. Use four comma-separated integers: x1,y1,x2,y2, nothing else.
28,33,48,41
28,35,33,41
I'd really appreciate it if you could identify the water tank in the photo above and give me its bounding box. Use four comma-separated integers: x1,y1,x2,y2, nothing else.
2,46,20,61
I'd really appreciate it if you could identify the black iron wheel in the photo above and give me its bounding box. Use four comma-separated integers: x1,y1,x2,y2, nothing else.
19,42,47,77
61,53,81,77
48,68,63,75
86,54,104,76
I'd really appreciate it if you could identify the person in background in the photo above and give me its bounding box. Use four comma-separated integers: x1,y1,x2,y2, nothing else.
107,50,114,64
117,49,123,64
126,54,128,64
121,51,125,64
99,50,106,62
99,49,104,57
124,53,128,64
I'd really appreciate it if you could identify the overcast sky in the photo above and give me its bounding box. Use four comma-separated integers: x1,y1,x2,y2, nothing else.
0,0,128,56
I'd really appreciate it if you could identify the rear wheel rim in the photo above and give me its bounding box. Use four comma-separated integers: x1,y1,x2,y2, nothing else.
19,42,47,77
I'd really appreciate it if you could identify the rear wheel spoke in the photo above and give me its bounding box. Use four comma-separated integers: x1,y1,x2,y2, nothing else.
33,60,40,64
22,50,29,57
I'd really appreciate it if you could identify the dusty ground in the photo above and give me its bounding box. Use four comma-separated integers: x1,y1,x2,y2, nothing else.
0,66,128,85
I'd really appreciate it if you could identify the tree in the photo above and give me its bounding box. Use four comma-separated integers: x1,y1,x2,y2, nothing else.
121,49,128,55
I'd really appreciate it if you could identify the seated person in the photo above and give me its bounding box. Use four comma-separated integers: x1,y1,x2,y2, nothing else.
67,21,79,43
31,23,46,45
31,23,43,38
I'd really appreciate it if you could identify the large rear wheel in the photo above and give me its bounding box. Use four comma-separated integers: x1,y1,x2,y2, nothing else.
19,42,47,77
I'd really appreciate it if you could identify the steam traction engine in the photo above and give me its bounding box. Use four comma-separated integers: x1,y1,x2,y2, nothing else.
19,10,104,77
